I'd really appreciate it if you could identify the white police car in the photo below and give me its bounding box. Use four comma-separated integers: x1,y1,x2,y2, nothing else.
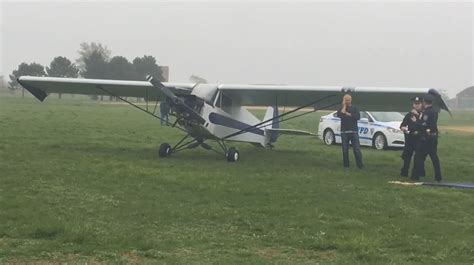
318,111,405,150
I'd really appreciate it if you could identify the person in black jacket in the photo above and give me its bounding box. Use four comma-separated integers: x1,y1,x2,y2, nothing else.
336,94,364,169
412,94,442,181
400,97,425,177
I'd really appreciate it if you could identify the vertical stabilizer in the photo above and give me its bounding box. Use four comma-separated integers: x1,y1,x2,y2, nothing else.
263,105,279,144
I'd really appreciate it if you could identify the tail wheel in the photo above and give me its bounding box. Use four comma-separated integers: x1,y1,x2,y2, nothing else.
372,133,387,150
226,147,239,162
323,129,336,145
159,143,172,157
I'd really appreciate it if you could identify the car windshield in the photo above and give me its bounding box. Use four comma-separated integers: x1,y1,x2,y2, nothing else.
370,112,404,122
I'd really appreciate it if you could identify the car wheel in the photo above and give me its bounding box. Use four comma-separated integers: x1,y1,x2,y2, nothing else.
159,143,172,157
323,129,335,145
372,133,387,150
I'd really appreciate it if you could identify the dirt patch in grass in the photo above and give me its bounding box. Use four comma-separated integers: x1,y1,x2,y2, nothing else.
255,246,336,263
3,255,104,265
121,251,143,265
440,126,474,134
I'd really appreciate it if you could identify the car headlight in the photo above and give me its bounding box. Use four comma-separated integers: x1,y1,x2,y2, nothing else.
387,127,402,134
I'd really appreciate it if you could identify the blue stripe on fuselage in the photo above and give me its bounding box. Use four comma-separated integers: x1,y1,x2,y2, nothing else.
209,112,265,136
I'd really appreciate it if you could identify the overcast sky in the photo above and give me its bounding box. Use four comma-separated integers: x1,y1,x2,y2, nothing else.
1,1,473,96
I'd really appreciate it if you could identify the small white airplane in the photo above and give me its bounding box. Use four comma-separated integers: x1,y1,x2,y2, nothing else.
18,75,450,162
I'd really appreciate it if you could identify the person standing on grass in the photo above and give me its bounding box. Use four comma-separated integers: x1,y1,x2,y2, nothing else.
399,96,425,178
160,99,170,126
337,94,364,169
412,94,442,182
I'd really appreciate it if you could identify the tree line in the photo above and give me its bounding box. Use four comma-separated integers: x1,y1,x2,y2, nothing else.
8,42,165,98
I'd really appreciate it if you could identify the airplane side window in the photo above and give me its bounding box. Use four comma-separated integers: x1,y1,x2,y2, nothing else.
221,94,232,108
211,90,219,106
214,92,222,107
221,93,233,114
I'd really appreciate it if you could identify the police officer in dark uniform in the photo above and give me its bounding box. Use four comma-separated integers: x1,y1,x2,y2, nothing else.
412,94,442,181
400,96,425,177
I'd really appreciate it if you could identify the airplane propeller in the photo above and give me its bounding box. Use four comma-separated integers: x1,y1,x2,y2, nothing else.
146,75,206,124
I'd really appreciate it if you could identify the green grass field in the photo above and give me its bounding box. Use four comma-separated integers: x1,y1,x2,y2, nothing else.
1,96,473,264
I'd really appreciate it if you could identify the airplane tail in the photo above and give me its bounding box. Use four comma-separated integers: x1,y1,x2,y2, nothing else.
262,106,316,147
263,105,279,143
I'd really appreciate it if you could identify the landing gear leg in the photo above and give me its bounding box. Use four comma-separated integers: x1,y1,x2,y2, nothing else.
158,134,196,158
216,140,239,162
159,135,240,162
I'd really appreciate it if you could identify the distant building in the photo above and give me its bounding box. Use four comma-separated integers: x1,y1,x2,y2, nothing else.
455,86,474,109
160,66,169,82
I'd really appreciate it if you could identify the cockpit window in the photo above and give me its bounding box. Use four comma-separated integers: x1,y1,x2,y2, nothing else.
215,92,233,113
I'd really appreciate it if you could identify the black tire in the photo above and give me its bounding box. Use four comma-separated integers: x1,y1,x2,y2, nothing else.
323,128,336,145
372,133,387,150
159,143,172,157
226,147,239,162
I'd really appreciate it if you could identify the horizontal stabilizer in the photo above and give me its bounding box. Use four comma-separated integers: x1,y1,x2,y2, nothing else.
265,128,316,136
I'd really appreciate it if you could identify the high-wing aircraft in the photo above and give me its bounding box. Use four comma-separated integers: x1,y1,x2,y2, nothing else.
18,75,450,162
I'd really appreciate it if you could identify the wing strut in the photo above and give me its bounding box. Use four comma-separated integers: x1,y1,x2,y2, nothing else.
257,101,340,132
277,102,339,124
222,94,339,140
96,85,187,133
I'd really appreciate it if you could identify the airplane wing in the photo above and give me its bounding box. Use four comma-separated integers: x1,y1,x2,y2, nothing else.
218,84,451,113
18,76,194,102
19,76,451,113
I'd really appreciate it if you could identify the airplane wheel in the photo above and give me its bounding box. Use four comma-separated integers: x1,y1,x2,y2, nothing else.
159,143,172,157
226,147,239,162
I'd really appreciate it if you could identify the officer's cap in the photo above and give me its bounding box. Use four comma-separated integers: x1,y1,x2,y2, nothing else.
411,96,423,103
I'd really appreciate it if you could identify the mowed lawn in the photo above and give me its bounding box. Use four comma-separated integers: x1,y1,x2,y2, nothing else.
0,96,473,264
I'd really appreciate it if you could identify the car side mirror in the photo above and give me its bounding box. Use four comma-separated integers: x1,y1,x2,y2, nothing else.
360,118,369,123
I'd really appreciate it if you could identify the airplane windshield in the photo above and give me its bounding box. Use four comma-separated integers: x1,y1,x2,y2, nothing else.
370,112,404,122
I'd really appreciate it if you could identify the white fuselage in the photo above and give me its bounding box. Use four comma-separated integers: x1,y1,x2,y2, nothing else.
175,83,274,146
